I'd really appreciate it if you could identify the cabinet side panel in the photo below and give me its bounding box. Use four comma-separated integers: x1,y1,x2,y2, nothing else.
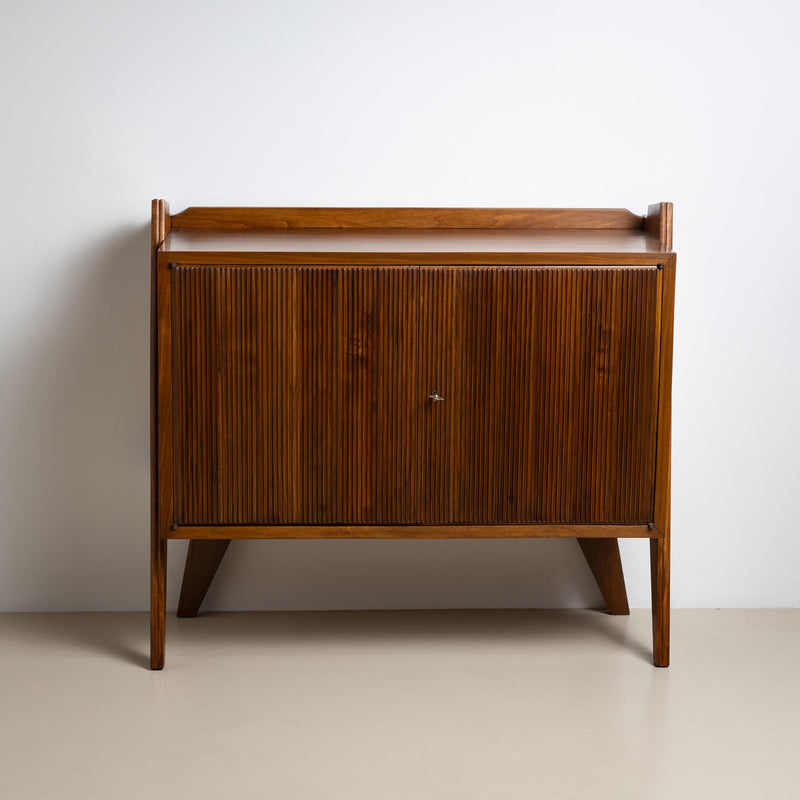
418,266,660,524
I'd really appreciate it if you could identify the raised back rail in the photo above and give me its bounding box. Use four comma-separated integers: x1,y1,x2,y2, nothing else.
168,204,672,245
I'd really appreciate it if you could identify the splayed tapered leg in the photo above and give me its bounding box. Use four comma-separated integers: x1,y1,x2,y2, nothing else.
577,538,630,615
177,540,231,618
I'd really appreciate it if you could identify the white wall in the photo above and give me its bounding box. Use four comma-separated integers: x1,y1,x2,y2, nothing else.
1,0,797,612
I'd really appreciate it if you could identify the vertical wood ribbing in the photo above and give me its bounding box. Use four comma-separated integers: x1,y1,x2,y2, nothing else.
173,264,659,527
172,265,416,525
417,266,660,524
294,266,417,524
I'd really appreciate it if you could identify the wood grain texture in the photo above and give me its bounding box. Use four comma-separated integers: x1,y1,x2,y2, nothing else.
418,266,661,524
172,265,417,525
651,536,670,666
167,524,659,539
177,540,231,617
150,535,166,669
654,256,676,533
651,253,676,666
171,206,644,231
150,199,170,670
151,201,675,668
156,257,174,539
644,202,673,250
577,539,630,614
171,264,661,527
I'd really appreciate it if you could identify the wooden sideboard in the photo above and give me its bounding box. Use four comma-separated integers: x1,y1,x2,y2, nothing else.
150,201,675,669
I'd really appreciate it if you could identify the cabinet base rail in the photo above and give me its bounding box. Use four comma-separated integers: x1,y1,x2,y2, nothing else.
165,523,664,540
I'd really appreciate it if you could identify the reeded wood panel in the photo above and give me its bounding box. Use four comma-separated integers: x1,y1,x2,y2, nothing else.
417,266,660,524
297,267,417,523
172,266,416,525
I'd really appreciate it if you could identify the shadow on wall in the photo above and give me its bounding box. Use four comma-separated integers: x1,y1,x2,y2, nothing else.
0,223,611,612
0,223,160,610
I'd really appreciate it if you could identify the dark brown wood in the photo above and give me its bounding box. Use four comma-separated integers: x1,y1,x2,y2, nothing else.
150,535,166,669
167,524,660,539
417,266,660,524
171,264,659,528
171,206,644,231
177,540,231,617
150,199,170,670
654,256,676,535
577,539,630,614
152,199,171,249
651,535,670,666
171,265,417,525
156,253,174,540
651,253,676,666
151,200,674,668
644,202,673,250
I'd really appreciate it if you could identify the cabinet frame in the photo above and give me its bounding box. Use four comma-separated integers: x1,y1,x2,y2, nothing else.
150,201,675,669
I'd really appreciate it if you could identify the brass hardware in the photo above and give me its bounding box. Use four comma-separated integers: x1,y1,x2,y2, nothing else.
428,390,444,402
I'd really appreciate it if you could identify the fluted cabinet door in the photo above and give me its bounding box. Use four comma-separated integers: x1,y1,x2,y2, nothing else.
172,265,417,525
417,266,661,524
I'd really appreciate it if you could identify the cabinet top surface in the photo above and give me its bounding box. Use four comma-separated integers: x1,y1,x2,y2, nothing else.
162,228,670,260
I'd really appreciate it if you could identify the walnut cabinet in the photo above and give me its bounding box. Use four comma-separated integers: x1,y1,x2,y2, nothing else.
151,201,675,669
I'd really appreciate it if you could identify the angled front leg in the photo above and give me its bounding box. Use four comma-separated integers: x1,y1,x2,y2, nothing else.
577,538,630,615
177,540,231,617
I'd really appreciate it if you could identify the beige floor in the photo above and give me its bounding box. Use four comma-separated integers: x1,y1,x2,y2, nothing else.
0,609,797,799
